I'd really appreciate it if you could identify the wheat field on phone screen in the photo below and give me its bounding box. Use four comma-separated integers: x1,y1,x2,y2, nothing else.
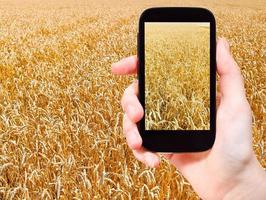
0,0,265,199
145,23,210,130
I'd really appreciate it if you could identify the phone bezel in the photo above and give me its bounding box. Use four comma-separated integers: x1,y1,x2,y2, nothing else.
137,7,216,152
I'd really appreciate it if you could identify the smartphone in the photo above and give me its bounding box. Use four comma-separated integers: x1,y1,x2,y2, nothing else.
137,7,216,152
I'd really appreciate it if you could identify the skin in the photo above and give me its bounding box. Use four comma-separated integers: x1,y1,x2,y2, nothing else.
111,38,266,200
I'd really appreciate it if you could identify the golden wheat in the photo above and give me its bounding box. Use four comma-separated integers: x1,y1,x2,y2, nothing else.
145,23,210,130
0,0,265,199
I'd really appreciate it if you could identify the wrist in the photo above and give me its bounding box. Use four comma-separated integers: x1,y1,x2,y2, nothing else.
223,158,266,200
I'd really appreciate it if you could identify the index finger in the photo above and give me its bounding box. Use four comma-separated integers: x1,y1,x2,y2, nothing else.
111,55,138,75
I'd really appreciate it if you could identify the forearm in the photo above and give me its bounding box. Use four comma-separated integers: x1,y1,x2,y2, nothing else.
223,159,266,200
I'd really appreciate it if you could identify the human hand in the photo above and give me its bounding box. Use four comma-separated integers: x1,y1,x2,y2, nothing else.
111,38,266,200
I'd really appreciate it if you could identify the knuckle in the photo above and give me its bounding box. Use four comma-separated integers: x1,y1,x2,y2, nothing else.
220,98,252,121
121,92,130,110
234,99,251,114
123,115,133,134
123,126,131,136
124,85,132,95
127,138,136,149
227,97,251,112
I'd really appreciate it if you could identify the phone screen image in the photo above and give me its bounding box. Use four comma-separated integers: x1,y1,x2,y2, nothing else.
145,22,210,131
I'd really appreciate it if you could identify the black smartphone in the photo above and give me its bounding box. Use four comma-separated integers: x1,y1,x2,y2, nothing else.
137,7,216,152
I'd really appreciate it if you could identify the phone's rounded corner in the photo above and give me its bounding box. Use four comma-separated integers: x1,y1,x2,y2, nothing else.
138,7,163,25
202,133,216,152
198,142,215,152
139,7,155,20
198,7,215,19
138,8,149,24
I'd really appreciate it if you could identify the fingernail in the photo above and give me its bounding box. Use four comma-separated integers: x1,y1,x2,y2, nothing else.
147,156,155,167
147,156,159,168
111,62,119,67
128,130,140,149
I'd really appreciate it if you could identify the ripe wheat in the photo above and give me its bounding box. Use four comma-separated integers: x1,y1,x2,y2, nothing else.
0,0,265,199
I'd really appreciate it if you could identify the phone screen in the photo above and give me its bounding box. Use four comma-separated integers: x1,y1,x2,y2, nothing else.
145,22,210,131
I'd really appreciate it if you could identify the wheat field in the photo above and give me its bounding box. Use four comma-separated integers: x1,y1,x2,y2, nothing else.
0,0,265,199
145,23,210,130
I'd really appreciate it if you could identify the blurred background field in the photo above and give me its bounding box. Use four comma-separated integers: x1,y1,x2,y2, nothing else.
0,0,265,199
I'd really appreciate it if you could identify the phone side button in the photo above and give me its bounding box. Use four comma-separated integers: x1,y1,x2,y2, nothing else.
137,33,139,54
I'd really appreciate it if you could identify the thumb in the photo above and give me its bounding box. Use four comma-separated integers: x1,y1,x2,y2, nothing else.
215,38,252,152
216,38,247,102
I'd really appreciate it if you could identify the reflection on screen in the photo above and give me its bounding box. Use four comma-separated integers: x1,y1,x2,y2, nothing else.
145,22,210,130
